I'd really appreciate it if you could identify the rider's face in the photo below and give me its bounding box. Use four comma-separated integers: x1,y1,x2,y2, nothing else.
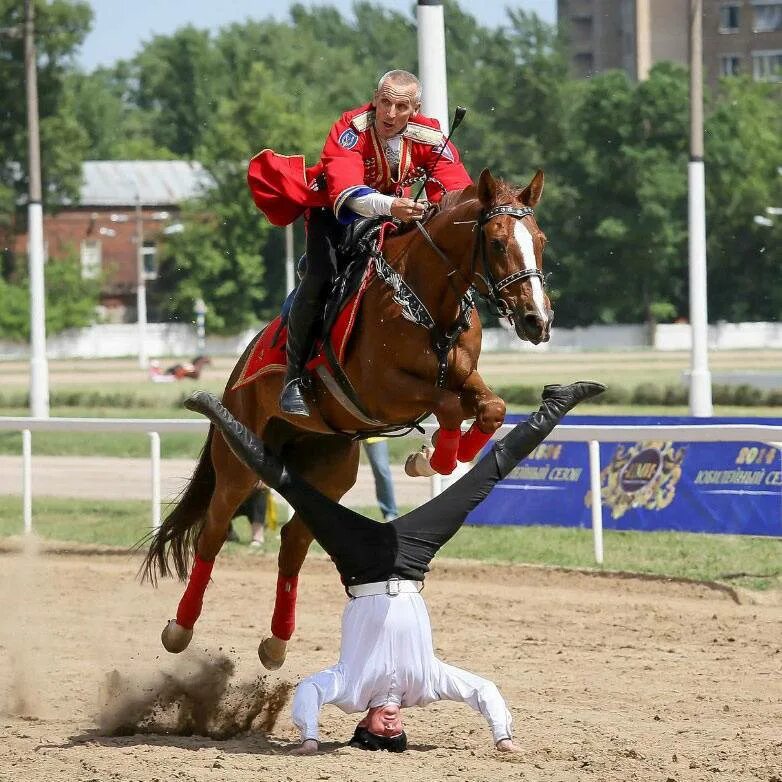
372,81,420,140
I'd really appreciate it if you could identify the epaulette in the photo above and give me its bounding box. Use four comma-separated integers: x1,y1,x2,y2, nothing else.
403,122,443,145
351,110,375,133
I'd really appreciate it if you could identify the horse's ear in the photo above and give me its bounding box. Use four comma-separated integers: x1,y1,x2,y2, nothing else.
477,168,497,207
519,169,545,207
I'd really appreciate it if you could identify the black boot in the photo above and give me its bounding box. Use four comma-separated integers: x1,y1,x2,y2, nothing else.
494,381,606,475
184,392,286,488
279,264,330,417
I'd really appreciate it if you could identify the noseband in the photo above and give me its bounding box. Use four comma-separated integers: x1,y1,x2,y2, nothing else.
473,205,545,319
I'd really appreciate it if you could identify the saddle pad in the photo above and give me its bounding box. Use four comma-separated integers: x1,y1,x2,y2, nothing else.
231,261,375,391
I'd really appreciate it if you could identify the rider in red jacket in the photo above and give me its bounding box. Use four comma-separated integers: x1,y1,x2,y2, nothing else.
247,69,473,417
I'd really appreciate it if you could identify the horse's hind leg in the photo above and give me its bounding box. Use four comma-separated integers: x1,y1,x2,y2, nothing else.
259,434,359,670
162,433,257,653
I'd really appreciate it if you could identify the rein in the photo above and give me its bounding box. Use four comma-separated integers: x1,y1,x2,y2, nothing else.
374,202,545,389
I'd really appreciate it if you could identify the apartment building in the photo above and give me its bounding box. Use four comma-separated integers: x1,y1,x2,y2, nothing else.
557,0,782,86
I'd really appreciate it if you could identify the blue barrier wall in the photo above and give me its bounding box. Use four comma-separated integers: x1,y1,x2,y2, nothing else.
465,416,782,537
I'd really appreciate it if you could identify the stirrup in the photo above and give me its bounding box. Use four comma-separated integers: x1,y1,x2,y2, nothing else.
279,379,311,417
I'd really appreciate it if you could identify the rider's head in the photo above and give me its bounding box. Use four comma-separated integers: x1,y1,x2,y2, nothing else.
349,703,407,752
372,70,421,141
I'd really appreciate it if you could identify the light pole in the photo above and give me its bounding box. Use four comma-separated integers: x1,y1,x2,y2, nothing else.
194,298,207,352
417,0,449,132
687,0,713,416
24,0,49,417
135,193,148,369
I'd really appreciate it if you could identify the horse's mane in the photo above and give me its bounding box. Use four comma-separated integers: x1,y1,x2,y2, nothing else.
438,177,518,214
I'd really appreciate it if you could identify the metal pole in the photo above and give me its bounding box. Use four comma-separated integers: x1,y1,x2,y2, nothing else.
22,429,33,534
194,298,207,352
136,193,148,369
688,0,713,416
635,0,652,81
588,440,604,565
24,0,49,418
149,431,161,530
285,223,295,294
417,0,449,132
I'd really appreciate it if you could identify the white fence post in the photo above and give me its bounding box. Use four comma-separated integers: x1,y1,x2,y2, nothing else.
148,431,161,530
22,428,32,535
588,439,604,565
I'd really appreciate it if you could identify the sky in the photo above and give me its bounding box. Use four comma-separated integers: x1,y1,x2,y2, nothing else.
77,0,557,70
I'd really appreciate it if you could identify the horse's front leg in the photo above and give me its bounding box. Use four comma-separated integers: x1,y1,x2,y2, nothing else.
457,369,506,462
378,369,465,476
161,434,256,654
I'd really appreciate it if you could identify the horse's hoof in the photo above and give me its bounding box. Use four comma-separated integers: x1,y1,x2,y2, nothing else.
258,636,287,670
404,447,436,478
161,619,193,653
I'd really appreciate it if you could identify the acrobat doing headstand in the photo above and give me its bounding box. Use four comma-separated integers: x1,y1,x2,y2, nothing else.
184,381,604,754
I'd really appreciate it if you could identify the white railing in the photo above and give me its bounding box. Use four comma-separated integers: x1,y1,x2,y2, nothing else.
1,416,781,565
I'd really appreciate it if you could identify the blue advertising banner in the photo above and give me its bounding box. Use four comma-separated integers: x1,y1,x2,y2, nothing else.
465,416,782,537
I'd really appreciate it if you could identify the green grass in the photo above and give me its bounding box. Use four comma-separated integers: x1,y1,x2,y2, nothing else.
1,496,779,590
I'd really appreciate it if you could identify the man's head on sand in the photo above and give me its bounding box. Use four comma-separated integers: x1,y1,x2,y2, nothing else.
350,703,407,752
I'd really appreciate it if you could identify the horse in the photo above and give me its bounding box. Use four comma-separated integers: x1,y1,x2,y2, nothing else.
141,168,553,670
165,355,211,380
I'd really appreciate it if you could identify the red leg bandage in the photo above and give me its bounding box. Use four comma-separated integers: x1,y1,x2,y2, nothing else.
457,422,494,462
428,427,461,475
175,554,214,630
271,574,299,641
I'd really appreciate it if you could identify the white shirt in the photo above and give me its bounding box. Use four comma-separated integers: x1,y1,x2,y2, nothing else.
291,591,513,744
344,133,403,217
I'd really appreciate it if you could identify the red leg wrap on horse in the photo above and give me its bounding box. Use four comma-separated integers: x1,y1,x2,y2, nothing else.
175,554,214,629
429,427,461,475
271,574,299,641
457,422,493,462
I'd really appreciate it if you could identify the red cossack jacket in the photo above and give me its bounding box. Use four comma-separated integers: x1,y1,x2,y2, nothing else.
247,103,473,226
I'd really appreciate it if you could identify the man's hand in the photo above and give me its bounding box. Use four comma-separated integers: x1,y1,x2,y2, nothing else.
496,738,521,753
290,739,319,755
391,197,426,223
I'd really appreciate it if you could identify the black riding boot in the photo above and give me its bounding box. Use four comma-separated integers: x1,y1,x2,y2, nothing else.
279,209,342,417
279,270,328,416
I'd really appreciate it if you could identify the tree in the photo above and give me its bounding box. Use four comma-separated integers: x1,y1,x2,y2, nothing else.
0,0,92,231
547,64,689,328
0,254,99,339
704,77,782,321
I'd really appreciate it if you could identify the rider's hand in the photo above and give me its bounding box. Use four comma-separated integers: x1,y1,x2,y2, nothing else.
391,197,426,223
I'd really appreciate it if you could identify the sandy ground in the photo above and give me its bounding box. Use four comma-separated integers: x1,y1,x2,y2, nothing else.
0,455,431,508
0,543,780,782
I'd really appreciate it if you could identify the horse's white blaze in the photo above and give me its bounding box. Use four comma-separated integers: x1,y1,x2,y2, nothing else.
513,221,547,319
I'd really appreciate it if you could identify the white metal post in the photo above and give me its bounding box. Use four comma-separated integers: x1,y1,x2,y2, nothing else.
149,431,161,530
22,429,32,534
25,0,49,418
688,0,713,416
136,194,148,369
588,440,604,565
417,0,449,132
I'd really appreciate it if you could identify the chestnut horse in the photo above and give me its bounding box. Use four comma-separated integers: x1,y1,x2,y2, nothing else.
141,168,552,669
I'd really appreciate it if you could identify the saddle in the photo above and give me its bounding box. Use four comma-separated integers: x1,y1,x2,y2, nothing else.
279,216,392,341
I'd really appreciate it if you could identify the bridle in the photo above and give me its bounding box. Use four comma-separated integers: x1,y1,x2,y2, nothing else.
412,202,547,320
472,205,546,319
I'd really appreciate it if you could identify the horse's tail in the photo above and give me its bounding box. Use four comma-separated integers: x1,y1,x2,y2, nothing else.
138,426,216,585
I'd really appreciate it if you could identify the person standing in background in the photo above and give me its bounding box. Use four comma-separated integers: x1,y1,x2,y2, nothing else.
363,437,398,521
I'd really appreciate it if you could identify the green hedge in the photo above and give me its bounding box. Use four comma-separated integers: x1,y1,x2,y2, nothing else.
496,383,782,408
0,383,779,411
0,389,195,410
